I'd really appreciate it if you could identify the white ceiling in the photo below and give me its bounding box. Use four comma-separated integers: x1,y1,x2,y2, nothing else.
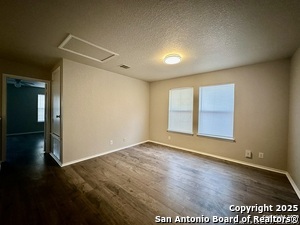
0,0,299,82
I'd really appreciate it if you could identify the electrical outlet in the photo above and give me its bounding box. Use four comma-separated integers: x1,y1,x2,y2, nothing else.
245,150,252,159
168,136,171,140
259,152,264,159
110,140,113,145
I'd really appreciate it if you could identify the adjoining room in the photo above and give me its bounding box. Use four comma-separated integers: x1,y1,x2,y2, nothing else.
6,78,46,166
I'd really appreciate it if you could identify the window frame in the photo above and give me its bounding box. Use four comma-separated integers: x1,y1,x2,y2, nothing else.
167,87,194,135
37,94,45,123
197,83,235,141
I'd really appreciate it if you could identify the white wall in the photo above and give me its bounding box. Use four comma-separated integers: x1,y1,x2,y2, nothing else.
62,59,149,164
150,59,290,170
288,48,300,188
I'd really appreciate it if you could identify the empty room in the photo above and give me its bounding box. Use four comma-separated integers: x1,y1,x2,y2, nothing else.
0,1,300,224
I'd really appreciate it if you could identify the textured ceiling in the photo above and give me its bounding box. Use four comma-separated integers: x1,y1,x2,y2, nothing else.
0,0,300,81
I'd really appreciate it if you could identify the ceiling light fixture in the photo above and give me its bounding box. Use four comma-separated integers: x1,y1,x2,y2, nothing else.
164,54,181,65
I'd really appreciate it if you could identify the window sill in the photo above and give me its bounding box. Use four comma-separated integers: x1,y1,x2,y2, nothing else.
167,130,194,136
197,134,236,142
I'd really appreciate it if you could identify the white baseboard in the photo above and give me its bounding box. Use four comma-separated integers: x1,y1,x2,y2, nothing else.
286,172,300,199
49,152,62,167
61,140,149,167
148,140,300,199
48,139,300,200
149,140,286,174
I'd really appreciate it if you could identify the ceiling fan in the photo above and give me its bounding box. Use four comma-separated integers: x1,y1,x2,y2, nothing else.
12,79,35,88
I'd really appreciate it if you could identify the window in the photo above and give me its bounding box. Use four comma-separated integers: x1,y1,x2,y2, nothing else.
168,87,193,134
198,84,235,140
37,94,45,122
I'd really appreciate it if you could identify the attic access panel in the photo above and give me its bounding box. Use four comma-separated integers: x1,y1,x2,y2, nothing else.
58,34,119,63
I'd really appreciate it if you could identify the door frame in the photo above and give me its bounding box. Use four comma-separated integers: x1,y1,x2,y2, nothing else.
1,74,51,161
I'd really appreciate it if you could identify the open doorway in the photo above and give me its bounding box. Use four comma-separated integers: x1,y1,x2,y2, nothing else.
2,74,50,166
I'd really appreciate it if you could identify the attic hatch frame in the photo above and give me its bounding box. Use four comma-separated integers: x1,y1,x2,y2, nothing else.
58,34,119,63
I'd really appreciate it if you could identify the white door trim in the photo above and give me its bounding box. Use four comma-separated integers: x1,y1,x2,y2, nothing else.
1,74,50,161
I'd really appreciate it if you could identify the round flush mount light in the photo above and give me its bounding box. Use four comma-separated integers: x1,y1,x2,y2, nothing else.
164,54,181,65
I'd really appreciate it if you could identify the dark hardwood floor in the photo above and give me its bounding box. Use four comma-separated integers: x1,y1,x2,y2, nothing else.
0,135,299,225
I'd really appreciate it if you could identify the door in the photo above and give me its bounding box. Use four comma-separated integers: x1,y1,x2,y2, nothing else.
51,67,61,162
51,67,60,136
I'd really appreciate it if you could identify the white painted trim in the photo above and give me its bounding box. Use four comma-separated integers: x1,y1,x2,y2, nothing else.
7,131,44,136
48,138,300,200
58,34,119,63
149,140,286,174
2,75,8,161
49,152,62,167
2,74,50,161
60,140,149,167
286,172,300,199
149,141,300,199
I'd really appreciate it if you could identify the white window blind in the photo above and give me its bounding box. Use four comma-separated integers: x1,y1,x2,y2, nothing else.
37,94,45,122
168,87,193,134
198,84,235,139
